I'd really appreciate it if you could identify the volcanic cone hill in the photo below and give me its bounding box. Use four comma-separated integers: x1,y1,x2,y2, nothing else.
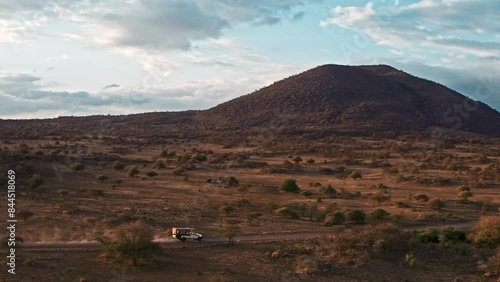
198,64,500,136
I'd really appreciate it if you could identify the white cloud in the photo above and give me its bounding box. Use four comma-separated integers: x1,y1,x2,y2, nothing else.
320,0,500,59
320,2,375,28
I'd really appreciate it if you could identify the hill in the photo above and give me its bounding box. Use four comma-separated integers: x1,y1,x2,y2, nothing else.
198,64,500,136
1,64,499,140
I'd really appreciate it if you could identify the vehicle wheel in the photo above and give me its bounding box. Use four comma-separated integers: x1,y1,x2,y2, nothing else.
180,238,186,242
196,238,202,241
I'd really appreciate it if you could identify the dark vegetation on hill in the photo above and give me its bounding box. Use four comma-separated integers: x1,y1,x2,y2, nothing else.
1,64,499,141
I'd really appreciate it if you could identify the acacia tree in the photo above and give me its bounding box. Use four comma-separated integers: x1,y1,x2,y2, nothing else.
237,185,249,199
99,221,161,266
372,194,391,206
246,212,262,226
222,219,241,245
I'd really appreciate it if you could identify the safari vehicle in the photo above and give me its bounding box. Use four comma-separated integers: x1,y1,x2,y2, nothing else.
172,227,203,242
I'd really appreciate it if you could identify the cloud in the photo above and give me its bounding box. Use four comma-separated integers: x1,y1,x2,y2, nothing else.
0,63,304,119
90,0,317,51
319,0,500,112
320,0,500,58
102,84,120,89
320,2,375,28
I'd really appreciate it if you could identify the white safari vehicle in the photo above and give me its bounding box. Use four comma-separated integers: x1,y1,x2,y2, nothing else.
172,227,203,242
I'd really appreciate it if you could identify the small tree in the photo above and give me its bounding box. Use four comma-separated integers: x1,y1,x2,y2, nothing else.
237,185,249,199
28,174,44,189
128,167,139,177
222,219,241,245
246,212,262,225
71,162,85,173
348,210,366,224
280,179,300,193
99,221,161,266
112,161,125,171
306,203,318,221
372,194,391,206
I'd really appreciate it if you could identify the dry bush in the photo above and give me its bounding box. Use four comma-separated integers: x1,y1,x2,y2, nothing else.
478,248,500,277
428,198,445,211
295,255,322,275
328,231,368,267
363,223,410,254
324,212,345,226
470,216,500,249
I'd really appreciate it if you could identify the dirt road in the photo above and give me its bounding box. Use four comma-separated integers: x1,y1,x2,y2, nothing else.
22,220,477,252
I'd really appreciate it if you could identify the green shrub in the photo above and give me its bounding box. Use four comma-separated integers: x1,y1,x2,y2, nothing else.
154,160,166,169
348,210,366,224
415,227,467,247
438,227,467,247
349,171,362,179
28,174,44,189
221,176,239,188
112,161,125,171
370,208,390,220
280,179,300,193
146,171,158,177
99,221,161,266
301,191,313,197
173,168,185,176
96,175,108,183
321,183,337,195
192,153,207,162
128,167,139,177
415,228,439,243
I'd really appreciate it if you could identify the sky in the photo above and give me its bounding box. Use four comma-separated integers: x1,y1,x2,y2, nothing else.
0,0,499,119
